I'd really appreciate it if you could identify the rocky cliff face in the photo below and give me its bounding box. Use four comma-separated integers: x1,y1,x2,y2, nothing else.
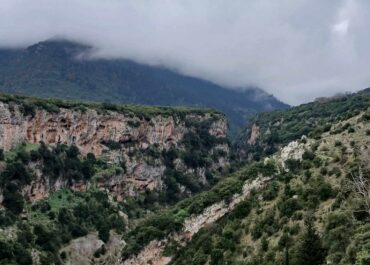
0,101,229,201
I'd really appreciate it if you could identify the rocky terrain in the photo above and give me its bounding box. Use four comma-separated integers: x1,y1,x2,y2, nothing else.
0,92,369,265
0,95,229,203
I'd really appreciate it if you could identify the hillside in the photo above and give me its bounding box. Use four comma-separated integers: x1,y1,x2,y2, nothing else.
0,93,369,265
0,94,232,264
121,94,370,265
0,40,288,132
236,91,370,160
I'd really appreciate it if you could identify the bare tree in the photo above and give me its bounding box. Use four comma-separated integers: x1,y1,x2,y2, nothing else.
351,167,370,215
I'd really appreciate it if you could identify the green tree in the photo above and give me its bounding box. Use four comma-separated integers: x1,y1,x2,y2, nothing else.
294,217,326,265
285,247,290,265
356,250,370,265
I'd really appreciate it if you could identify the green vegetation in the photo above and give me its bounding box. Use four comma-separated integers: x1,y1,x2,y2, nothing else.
237,93,370,159
0,143,125,264
0,90,369,264
168,104,370,265
0,40,288,131
122,160,277,258
0,92,222,120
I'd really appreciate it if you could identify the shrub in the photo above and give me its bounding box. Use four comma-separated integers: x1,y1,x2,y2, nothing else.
348,127,355,133
278,198,303,218
101,140,121,150
320,167,328,175
285,159,301,173
162,148,177,168
262,181,279,201
98,225,110,243
0,149,4,161
317,182,335,201
302,150,315,161
2,189,24,215
293,218,326,265
323,212,354,254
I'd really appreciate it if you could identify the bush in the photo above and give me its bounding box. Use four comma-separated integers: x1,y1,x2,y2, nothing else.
262,181,279,201
302,151,315,161
0,162,32,187
293,218,326,265
101,140,121,150
320,167,328,175
278,198,303,218
0,149,4,161
285,159,301,173
2,189,24,215
317,182,335,201
348,127,355,133
98,225,110,243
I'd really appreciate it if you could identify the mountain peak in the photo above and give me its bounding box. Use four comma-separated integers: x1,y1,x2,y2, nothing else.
0,40,288,131
25,39,91,58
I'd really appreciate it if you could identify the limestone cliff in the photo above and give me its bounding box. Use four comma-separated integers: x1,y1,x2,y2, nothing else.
0,99,229,202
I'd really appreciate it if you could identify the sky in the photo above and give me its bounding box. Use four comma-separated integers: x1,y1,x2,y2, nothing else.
1,0,370,105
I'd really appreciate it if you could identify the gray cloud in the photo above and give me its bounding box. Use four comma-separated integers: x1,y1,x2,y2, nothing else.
1,0,370,104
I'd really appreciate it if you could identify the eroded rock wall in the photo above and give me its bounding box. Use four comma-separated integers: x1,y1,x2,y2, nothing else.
0,102,229,201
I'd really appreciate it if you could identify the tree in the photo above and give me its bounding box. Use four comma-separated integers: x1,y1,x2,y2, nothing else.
0,149,4,161
285,247,290,265
261,235,269,252
2,190,24,215
351,167,370,215
356,250,370,265
294,217,326,265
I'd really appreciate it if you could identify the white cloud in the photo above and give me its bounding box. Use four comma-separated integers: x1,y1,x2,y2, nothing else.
1,0,370,104
333,20,349,35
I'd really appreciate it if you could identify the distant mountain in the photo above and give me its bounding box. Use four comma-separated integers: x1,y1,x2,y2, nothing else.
359,87,370,94
0,40,289,131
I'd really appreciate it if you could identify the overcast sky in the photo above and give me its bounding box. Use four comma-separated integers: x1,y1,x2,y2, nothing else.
1,0,370,105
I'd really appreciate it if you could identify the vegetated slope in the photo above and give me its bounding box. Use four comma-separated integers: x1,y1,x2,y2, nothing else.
122,103,370,265
0,94,232,264
236,91,370,160
0,93,230,201
0,40,289,131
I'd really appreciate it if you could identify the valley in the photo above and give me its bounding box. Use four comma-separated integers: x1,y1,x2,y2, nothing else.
0,92,369,265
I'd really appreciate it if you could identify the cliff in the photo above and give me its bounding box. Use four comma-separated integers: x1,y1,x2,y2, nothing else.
0,95,230,202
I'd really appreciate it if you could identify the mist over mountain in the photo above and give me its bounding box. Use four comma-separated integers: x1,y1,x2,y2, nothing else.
0,40,288,131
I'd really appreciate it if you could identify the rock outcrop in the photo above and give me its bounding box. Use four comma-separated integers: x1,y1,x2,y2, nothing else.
247,123,260,145
0,101,229,201
122,177,270,265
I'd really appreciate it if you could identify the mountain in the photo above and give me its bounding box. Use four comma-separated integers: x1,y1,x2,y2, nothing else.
122,91,370,265
236,91,370,160
0,92,369,265
0,94,231,264
0,40,289,132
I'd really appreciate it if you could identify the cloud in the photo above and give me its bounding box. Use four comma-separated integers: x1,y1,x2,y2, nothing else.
1,0,370,104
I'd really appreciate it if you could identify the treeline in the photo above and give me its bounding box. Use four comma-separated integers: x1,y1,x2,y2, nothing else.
0,92,221,120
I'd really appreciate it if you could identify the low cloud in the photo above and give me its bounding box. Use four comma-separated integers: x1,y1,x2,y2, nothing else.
1,0,370,104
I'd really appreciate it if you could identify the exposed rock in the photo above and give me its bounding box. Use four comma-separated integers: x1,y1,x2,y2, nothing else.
0,102,229,202
247,123,260,145
59,232,125,265
122,176,271,265
279,140,307,169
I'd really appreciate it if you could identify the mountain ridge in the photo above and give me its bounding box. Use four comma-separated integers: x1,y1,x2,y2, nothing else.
0,40,289,132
